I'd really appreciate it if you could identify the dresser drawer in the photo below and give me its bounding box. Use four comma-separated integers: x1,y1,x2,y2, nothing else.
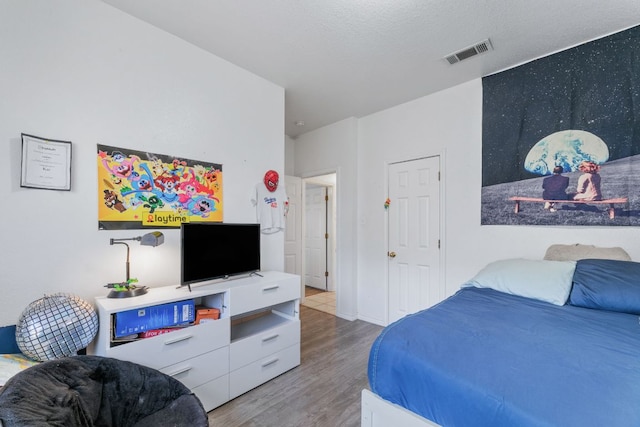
107,317,230,369
160,346,229,389
229,344,300,399
230,319,299,371
192,374,230,412
230,276,300,315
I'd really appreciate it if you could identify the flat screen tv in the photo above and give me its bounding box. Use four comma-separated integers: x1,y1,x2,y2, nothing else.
181,222,261,288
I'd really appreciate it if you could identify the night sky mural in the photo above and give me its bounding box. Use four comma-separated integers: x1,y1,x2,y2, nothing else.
482,24,640,226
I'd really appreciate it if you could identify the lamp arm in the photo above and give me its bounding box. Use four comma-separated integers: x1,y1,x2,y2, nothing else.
110,237,141,244
110,241,131,282
109,232,162,285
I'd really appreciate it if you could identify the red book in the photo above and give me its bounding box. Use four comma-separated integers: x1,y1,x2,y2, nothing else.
138,328,175,338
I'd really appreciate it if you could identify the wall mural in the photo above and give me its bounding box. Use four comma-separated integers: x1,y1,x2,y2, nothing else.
97,144,223,230
482,24,640,226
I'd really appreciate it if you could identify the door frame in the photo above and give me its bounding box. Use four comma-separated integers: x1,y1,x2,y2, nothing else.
303,173,336,292
384,151,446,325
300,169,338,303
284,175,302,277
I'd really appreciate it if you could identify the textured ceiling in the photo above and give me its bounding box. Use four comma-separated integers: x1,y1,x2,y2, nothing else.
100,0,640,138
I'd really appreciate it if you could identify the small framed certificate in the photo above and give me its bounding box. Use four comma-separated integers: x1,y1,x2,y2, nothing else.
20,133,72,191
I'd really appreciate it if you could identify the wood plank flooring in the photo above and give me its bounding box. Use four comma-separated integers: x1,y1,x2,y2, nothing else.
208,306,383,427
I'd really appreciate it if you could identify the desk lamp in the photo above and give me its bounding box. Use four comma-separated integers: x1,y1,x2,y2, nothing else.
106,231,164,298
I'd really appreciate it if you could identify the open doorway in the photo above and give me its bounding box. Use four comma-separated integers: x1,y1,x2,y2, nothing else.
300,173,337,316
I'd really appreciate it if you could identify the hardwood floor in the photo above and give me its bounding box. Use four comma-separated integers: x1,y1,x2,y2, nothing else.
208,306,383,427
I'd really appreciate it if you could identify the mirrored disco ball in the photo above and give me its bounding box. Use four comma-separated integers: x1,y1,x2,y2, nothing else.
16,293,99,362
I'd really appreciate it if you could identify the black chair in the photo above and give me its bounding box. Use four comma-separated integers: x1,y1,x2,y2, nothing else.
0,355,209,427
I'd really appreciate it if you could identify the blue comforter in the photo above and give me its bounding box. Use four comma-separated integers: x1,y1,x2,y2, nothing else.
368,287,640,427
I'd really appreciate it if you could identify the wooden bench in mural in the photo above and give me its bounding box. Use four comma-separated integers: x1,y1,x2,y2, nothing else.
509,196,629,219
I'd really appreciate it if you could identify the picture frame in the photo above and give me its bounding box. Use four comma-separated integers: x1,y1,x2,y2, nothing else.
97,144,223,229
20,133,72,191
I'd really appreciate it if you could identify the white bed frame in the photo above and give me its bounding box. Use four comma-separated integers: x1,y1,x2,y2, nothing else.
361,389,440,427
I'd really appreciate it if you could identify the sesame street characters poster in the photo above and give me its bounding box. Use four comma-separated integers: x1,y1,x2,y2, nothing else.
98,144,222,230
481,24,640,226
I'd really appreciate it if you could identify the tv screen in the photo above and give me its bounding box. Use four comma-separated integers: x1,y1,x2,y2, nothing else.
181,223,261,286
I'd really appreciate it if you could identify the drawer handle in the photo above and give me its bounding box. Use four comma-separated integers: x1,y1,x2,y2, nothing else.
261,358,279,368
167,366,192,377
262,334,279,342
262,285,280,292
163,334,193,345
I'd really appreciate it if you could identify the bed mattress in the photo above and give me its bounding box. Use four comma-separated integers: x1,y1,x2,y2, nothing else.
368,287,640,427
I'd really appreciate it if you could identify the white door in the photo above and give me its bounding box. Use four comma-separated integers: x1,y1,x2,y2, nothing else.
305,185,327,290
284,176,302,278
388,156,441,323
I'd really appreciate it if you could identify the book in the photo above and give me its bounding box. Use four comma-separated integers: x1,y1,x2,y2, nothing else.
138,328,175,338
195,307,220,324
114,299,195,338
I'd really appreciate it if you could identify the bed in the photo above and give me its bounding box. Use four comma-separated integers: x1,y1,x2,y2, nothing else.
363,245,640,427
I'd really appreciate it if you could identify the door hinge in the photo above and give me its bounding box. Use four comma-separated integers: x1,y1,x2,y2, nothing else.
325,233,329,239
438,171,441,181
324,271,329,277
438,239,441,249
325,194,329,201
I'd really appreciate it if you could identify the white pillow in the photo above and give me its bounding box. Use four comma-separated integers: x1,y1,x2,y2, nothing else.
462,258,577,305
544,243,631,261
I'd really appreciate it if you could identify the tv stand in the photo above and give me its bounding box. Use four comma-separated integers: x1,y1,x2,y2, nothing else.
89,271,300,412
250,271,263,277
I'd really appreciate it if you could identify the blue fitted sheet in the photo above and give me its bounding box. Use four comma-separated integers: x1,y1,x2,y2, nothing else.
368,287,640,427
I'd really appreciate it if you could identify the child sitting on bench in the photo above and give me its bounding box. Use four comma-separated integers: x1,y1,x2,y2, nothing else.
542,166,569,212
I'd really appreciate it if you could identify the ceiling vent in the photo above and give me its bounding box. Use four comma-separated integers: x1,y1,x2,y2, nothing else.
444,39,493,65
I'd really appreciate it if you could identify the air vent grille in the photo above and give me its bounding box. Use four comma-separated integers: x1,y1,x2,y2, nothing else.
444,39,493,65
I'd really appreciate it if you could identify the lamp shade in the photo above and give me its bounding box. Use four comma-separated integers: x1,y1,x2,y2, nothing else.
140,231,164,247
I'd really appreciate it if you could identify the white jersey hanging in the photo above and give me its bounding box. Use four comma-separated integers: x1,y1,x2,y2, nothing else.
253,170,288,234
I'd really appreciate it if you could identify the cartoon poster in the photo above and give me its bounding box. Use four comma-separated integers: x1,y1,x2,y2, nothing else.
98,144,222,230
481,25,640,226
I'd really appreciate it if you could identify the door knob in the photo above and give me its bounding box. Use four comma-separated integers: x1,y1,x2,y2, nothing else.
388,251,397,258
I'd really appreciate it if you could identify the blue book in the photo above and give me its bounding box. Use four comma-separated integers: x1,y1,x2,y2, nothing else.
114,300,195,338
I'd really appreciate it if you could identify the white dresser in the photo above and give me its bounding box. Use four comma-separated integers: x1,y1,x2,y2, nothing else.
89,271,301,411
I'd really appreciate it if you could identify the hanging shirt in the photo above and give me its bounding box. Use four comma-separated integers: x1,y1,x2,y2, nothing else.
253,183,288,234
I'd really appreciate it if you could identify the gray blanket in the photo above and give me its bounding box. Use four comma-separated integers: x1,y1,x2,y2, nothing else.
0,355,209,427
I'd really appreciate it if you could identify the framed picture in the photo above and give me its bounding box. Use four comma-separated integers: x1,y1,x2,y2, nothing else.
97,144,223,230
20,133,72,191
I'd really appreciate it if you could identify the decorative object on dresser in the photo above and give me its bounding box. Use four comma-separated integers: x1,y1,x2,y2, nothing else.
16,293,98,362
89,271,301,412
106,231,164,298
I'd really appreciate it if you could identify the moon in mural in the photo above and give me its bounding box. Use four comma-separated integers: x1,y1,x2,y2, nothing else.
524,130,609,176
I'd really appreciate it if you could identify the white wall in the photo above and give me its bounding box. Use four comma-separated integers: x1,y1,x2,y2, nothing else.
294,118,358,320
295,79,640,326
356,80,483,323
0,1,284,326
285,135,296,176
